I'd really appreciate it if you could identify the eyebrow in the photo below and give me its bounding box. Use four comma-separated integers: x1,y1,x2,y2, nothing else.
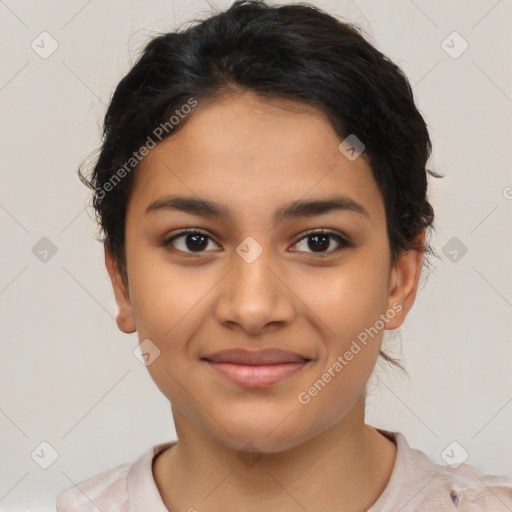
145,194,370,222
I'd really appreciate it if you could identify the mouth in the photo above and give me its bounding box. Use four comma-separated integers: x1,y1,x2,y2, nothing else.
201,348,312,388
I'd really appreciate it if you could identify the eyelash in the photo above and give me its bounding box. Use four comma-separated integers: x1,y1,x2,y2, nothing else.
162,228,352,256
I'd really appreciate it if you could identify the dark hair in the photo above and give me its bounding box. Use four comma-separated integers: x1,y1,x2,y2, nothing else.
80,0,443,374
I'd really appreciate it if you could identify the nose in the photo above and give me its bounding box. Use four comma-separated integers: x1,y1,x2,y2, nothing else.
214,248,295,336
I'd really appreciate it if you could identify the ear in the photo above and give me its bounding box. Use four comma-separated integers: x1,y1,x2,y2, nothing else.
104,245,136,334
384,230,425,330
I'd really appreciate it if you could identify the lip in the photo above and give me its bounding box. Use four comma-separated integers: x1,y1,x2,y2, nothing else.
201,349,311,388
202,348,309,365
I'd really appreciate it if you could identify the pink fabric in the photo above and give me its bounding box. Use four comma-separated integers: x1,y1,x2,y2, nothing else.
56,429,512,511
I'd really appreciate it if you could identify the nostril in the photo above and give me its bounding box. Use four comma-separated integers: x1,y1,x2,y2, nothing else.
450,489,459,506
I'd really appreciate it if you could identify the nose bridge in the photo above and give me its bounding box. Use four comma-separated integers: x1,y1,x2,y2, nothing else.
233,239,273,293
215,236,294,332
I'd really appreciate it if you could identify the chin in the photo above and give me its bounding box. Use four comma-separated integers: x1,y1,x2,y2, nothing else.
211,410,310,454
220,432,305,456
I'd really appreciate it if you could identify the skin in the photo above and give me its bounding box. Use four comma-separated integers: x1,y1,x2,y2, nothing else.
105,91,424,511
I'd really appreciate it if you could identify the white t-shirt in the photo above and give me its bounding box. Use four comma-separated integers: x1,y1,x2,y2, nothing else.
56,429,512,511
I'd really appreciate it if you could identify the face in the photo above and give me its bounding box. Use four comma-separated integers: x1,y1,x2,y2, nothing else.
105,91,423,453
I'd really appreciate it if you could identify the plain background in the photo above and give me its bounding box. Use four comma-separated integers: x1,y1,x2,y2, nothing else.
0,0,511,510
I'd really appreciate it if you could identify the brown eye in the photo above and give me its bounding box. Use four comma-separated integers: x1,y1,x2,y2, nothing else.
164,229,219,253
291,231,351,255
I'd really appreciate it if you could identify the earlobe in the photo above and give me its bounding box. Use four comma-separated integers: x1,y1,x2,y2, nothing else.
104,245,136,334
385,231,425,330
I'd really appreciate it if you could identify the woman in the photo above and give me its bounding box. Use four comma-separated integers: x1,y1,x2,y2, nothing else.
56,1,512,510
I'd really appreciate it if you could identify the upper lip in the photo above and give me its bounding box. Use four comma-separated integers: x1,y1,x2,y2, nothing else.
202,348,310,365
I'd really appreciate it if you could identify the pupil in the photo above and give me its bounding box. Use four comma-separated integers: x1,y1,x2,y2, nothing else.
309,234,329,252
183,234,331,253
186,234,208,251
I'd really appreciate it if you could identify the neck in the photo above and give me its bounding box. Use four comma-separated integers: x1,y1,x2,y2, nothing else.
153,395,397,512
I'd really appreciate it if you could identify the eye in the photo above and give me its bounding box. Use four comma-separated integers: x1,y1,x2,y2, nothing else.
163,229,220,254
163,228,351,256
291,230,351,255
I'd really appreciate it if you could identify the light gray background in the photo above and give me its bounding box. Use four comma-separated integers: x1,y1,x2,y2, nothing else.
1,0,511,510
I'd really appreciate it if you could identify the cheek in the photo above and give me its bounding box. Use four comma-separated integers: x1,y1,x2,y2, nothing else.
127,247,205,338
305,258,390,342
295,266,388,422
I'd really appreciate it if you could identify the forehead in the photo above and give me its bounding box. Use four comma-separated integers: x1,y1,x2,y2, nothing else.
128,92,384,224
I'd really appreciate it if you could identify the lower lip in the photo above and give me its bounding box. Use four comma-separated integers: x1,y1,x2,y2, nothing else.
204,361,309,388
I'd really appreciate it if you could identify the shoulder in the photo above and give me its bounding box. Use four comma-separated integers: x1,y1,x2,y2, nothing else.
56,442,175,512
56,460,131,512
371,430,512,512
413,449,512,511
